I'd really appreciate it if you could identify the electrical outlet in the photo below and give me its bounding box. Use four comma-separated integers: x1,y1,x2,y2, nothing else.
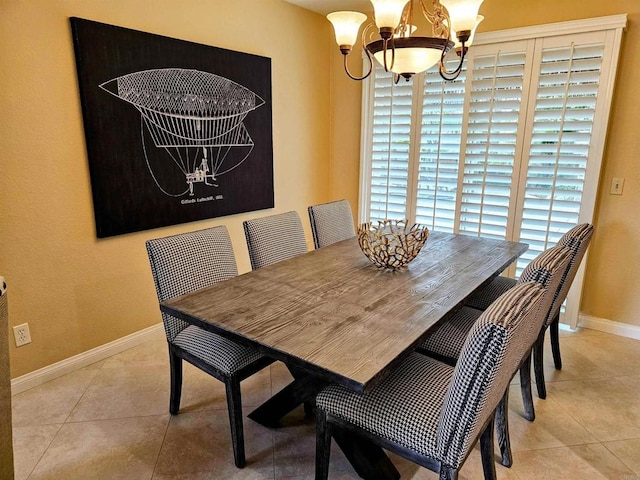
13,323,32,347
610,177,624,195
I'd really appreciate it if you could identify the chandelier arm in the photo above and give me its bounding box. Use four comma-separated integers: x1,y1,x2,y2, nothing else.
439,43,466,81
381,37,397,73
343,48,374,81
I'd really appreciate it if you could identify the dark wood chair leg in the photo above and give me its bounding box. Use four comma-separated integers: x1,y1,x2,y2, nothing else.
480,416,497,480
533,329,547,399
316,409,331,480
519,352,535,421
496,389,512,468
168,345,183,415
550,314,562,370
439,465,458,480
225,378,246,468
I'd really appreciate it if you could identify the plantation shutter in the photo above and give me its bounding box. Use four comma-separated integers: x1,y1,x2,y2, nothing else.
368,69,414,222
458,42,533,240
514,32,610,271
416,59,467,232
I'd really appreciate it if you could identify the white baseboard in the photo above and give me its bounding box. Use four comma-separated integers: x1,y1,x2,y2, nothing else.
578,314,640,341
11,323,165,395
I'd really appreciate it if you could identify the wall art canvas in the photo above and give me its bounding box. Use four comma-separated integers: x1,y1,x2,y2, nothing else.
70,18,274,237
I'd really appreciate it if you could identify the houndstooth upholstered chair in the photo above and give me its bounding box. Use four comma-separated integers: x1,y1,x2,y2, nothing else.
419,245,572,467
243,210,315,415
243,211,308,270
465,223,594,399
146,226,274,468
315,282,547,480
308,199,356,249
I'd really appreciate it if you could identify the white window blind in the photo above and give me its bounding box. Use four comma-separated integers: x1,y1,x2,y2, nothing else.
416,60,466,232
359,16,625,326
369,70,414,221
515,35,608,273
460,47,530,240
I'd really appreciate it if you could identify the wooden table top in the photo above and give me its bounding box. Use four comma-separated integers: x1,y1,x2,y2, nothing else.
161,232,527,393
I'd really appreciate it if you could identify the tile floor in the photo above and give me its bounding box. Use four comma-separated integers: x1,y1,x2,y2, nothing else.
11,327,640,479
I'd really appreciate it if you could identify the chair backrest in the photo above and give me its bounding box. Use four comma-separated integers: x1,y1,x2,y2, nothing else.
436,281,547,468
146,226,238,342
308,199,356,249
243,211,308,270
546,223,594,326
516,245,573,345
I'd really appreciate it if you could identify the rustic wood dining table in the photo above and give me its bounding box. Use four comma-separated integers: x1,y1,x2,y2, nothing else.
161,231,527,479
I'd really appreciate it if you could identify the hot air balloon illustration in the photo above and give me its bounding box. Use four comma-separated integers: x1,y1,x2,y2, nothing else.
100,68,264,196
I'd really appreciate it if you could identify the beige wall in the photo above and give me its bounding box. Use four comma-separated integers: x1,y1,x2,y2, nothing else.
0,0,332,377
330,0,640,330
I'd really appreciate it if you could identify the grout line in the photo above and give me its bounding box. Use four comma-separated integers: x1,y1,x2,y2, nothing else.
151,414,172,480
21,423,64,480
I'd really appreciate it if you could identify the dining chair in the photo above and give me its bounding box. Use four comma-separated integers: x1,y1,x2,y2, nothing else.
315,281,547,480
243,210,316,415
307,199,355,249
533,223,594,398
464,223,594,399
243,210,308,269
146,226,274,468
419,244,572,467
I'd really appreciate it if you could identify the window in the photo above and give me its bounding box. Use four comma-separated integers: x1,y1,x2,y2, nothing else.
359,15,626,326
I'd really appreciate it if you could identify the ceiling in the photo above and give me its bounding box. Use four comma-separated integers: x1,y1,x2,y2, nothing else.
284,0,371,16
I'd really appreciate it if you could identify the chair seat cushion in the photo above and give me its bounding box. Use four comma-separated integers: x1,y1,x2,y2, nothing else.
421,306,483,361
173,325,265,375
465,276,517,311
316,352,453,458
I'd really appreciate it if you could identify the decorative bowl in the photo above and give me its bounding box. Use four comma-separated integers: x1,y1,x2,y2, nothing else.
357,219,429,270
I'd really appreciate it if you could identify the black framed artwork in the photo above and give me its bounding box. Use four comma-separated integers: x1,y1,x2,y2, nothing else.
70,17,274,238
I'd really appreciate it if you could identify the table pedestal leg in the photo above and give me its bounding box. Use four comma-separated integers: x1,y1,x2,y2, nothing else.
333,428,400,480
247,374,326,428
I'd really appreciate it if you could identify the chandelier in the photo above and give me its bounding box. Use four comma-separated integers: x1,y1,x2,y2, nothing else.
327,0,484,82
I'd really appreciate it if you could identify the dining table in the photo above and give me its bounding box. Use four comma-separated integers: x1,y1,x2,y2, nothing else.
161,231,528,479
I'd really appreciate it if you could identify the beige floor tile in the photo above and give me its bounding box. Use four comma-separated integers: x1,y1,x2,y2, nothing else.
11,318,640,479
277,474,361,480
69,356,273,423
546,376,640,442
154,471,271,480
506,384,598,451
510,443,635,479
153,409,273,478
555,333,640,379
12,424,61,480
604,438,640,475
387,446,521,480
11,368,100,427
67,364,172,422
27,415,169,480
101,334,168,369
